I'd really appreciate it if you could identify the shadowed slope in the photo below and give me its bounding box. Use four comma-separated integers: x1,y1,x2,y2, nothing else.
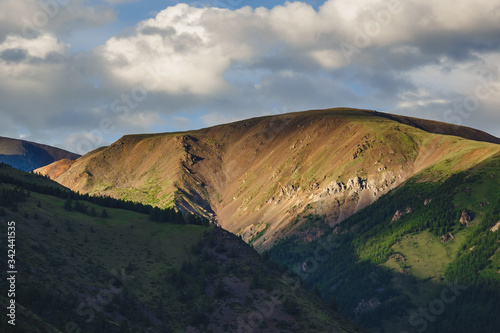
0,136,80,172
1,164,364,333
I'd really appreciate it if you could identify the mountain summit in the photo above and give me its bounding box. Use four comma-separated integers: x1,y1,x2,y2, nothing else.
36,108,500,250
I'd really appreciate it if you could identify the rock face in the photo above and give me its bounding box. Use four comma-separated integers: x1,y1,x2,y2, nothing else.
460,211,473,226
354,297,381,314
441,232,455,243
394,253,406,262
316,177,370,199
391,207,413,222
491,221,500,232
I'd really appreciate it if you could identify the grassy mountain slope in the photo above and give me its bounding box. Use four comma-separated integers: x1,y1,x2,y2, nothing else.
366,110,500,144
36,109,500,251
267,152,500,332
0,136,80,172
0,164,362,333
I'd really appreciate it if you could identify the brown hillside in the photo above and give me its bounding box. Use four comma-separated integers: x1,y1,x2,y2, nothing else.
35,158,77,179
36,108,500,249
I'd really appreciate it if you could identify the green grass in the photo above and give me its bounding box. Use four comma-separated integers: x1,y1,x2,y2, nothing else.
453,155,500,216
383,230,464,281
249,223,270,244
0,164,66,189
268,151,500,333
11,186,208,272
481,246,500,279
1,177,362,332
205,138,218,145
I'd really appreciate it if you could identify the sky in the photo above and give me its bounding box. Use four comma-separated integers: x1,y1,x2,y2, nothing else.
0,0,499,154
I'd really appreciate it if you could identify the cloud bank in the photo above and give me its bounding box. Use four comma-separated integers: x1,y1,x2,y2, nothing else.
0,0,499,153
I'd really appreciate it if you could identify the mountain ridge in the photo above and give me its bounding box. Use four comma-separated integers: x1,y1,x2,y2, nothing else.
36,108,500,250
0,136,80,172
364,110,500,144
28,108,500,332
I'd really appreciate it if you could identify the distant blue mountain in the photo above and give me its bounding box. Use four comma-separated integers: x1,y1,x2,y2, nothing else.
0,136,79,172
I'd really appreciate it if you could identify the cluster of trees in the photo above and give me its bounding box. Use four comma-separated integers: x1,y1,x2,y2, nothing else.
0,186,28,212
148,206,209,225
342,173,470,264
446,199,500,286
0,163,209,225
63,198,109,218
268,170,499,331
268,232,407,328
432,199,500,333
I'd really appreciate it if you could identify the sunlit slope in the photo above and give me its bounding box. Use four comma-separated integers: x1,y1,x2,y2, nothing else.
36,108,500,249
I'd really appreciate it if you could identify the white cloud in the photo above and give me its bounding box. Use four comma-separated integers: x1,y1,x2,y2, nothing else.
0,33,67,59
0,0,115,42
0,33,70,94
1,0,500,152
119,111,165,128
98,0,500,91
99,4,258,95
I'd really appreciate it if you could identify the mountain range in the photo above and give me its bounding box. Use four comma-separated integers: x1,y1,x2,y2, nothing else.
3,107,500,332
36,108,500,249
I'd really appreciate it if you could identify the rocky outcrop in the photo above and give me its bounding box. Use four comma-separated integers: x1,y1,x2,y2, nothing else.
315,177,371,199
460,211,473,226
394,253,406,262
491,221,500,232
441,232,455,243
354,297,381,314
346,177,368,193
267,184,301,205
392,207,412,222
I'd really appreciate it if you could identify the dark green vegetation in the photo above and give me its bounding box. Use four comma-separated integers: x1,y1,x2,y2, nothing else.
0,163,208,226
0,163,362,333
268,154,500,332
